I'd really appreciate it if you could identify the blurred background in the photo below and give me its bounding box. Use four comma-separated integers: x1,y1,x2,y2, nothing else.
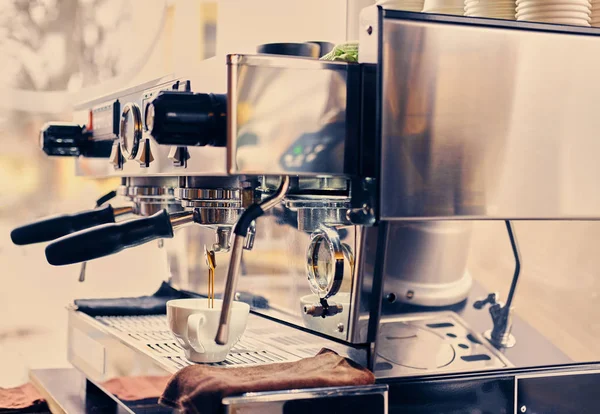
0,0,217,387
0,0,598,391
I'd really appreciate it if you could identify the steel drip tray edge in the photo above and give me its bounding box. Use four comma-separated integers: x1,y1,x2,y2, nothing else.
374,311,513,378
67,309,339,382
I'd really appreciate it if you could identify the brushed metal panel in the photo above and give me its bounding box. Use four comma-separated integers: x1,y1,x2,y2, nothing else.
380,17,600,219
227,54,360,176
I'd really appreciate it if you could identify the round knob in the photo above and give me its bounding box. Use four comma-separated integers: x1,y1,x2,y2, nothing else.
147,91,227,147
40,122,112,158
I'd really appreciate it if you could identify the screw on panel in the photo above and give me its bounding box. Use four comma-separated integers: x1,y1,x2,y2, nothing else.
366,26,373,35
520,406,527,413
337,323,345,333
406,290,414,300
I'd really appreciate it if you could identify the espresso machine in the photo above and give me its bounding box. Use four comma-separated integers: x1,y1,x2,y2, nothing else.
12,3,600,413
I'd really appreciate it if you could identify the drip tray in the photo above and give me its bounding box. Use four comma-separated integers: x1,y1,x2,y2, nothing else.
70,310,511,379
374,312,512,378
93,314,329,373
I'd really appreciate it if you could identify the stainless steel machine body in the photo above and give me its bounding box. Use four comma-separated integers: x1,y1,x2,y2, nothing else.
22,6,600,413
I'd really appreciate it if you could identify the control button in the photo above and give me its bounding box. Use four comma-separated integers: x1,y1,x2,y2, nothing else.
283,154,293,166
314,144,325,153
168,146,189,168
306,153,317,163
135,139,154,167
109,142,123,170
293,154,305,167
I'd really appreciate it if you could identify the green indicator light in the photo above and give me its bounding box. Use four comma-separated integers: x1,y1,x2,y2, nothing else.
293,146,303,155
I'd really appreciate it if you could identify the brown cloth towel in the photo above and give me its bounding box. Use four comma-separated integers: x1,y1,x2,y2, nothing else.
0,383,48,413
102,375,172,402
159,348,375,414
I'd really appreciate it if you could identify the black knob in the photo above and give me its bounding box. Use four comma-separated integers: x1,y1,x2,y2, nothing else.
147,91,227,147
45,210,174,266
257,42,320,58
11,205,117,245
40,122,112,158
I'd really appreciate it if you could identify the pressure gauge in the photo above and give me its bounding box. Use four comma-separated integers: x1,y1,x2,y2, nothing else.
119,102,142,159
306,225,352,299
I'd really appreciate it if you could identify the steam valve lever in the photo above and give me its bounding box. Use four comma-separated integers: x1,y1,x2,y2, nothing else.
473,293,498,310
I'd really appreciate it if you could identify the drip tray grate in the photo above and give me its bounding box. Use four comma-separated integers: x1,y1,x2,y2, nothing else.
95,315,307,371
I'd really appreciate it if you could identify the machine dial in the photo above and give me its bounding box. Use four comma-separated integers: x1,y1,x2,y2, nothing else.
147,91,227,147
119,102,143,160
306,225,353,299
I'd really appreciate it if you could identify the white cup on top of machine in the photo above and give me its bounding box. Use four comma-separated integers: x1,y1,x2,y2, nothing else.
516,0,592,26
376,0,426,12
592,0,600,26
167,298,250,363
464,0,516,20
422,0,465,14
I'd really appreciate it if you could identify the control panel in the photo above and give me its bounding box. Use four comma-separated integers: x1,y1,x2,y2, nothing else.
46,75,229,177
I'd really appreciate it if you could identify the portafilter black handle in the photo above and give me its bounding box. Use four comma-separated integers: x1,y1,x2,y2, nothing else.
11,205,118,245
45,210,175,266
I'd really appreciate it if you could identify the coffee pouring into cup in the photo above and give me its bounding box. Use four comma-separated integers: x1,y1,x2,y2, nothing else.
167,298,250,363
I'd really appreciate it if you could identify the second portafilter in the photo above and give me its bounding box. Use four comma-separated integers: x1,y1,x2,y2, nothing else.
43,178,253,266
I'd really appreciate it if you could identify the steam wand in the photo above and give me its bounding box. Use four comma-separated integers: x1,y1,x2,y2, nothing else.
473,220,521,349
215,176,291,345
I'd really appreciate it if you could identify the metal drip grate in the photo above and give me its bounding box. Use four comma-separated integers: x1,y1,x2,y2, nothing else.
245,327,331,359
95,315,304,371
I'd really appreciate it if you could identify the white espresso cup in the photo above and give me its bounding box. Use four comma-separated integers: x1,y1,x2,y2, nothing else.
167,298,250,363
